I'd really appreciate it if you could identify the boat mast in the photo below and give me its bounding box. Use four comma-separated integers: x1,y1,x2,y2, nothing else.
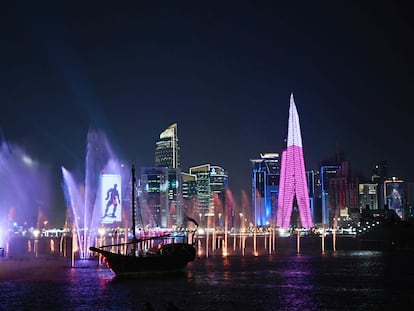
131,164,137,241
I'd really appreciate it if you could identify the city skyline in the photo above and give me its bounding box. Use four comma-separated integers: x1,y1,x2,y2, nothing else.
1,2,413,225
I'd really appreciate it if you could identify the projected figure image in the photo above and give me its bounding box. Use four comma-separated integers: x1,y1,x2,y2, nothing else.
389,188,402,208
388,188,403,218
103,184,120,218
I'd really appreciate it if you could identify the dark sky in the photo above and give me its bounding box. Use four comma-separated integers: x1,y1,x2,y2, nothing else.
1,1,413,225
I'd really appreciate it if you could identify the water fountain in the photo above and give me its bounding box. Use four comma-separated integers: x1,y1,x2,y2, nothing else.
61,129,127,260
0,140,52,255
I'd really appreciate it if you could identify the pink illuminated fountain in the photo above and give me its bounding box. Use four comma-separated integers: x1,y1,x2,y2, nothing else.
276,93,313,229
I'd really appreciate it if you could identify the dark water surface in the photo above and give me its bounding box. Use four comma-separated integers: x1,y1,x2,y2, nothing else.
1,251,413,311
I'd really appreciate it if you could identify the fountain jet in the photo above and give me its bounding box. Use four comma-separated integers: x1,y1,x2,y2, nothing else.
61,129,126,259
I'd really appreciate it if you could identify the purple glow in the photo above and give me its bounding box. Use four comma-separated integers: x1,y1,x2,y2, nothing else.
0,141,52,249
276,94,313,229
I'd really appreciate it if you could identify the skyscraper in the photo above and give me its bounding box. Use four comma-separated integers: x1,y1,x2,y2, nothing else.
143,123,182,227
189,164,228,227
276,94,313,229
251,153,281,226
155,123,180,169
139,167,169,227
318,165,341,225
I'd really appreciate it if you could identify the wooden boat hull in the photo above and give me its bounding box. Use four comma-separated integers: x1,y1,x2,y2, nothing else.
90,243,196,276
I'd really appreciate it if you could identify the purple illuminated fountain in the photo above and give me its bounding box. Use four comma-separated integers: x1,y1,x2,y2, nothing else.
0,140,52,251
61,129,127,259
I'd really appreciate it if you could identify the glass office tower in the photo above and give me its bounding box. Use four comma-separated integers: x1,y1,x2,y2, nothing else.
251,153,280,226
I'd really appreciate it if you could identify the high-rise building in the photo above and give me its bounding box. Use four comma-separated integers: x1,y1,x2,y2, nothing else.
140,166,183,228
157,123,182,226
306,170,316,223
406,182,414,218
371,161,388,209
139,123,183,228
316,159,359,226
189,164,228,227
189,164,211,216
181,172,198,218
210,166,229,228
276,94,313,229
181,172,197,200
251,153,281,226
329,163,359,221
359,183,379,211
155,123,180,169
318,165,341,225
139,167,169,228
210,166,228,193
166,167,183,226
372,161,388,183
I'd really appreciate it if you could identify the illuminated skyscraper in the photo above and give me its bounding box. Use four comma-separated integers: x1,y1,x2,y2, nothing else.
145,123,182,227
140,167,168,227
251,153,281,226
276,94,313,229
189,164,228,227
155,123,180,168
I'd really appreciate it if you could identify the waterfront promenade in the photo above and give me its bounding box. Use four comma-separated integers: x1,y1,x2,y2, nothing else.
3,217,414,261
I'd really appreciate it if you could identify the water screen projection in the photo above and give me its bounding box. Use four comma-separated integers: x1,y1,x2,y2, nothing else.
385,180,404,219
101,174,122,224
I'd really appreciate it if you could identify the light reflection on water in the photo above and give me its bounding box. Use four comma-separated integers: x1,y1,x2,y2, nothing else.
1,251,413,310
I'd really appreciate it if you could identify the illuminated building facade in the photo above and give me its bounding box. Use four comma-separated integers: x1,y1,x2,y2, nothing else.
317,158,359,226
181,172,198,200
328,163,359,222
319,165,341,225
251,153,280,226
276,94,313,229
359,183,379,211
181,172,198,219
371,160,388,210
189,164,228,227
139,123,183,228
189,164,211,215
155,123,180,169
155,123,183,226
306,170,316,223
140,167,168,228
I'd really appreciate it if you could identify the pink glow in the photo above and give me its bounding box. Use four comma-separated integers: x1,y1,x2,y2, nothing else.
276,94,313,229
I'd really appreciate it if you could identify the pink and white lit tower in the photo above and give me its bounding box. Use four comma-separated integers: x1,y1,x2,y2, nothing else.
276,93,313,229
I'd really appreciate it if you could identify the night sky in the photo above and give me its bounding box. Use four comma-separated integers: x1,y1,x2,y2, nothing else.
1,1,413,226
